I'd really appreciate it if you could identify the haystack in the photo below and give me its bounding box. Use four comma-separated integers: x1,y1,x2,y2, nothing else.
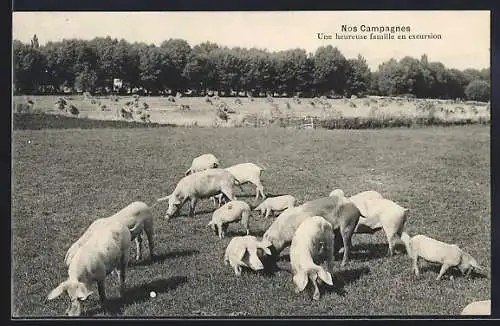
121,107,134,120
68,104,79,116
216,108,229,121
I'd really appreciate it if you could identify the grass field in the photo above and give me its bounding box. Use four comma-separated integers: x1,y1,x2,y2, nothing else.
11,121,490,317
13,95,490,128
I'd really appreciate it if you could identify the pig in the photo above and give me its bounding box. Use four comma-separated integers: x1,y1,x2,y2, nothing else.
224,235,273,275
261,190,360,267
208,200,252,239
290,216,335,300
254,195,296,218
156,168,237,220
401,233,484,280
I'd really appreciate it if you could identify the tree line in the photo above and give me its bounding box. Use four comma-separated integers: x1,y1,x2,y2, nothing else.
13,35,490,101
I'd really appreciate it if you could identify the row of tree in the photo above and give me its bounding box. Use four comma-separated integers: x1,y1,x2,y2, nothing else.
13,35,491,101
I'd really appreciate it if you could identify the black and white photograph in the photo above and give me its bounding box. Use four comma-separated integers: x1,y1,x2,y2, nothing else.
11,10,491,317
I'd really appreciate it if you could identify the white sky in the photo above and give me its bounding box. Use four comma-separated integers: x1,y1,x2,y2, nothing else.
12,11,490,71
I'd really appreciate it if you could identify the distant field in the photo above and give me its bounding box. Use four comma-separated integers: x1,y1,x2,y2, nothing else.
13,95,490,128
12,124,490,317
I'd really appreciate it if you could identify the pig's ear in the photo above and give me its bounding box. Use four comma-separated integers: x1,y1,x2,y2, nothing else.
75,283,93,301
248,250,264,271
317,268,333,286
259,245,272,256
156,195,170,202
292,271,308,293
47,281,68,300
169,196,181,205
236,247,248,261
329,189,345,198
471,260,484,271
259,238,273,249
207,221,217,231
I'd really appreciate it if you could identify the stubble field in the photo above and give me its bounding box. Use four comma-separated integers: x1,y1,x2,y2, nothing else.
13,95,490,128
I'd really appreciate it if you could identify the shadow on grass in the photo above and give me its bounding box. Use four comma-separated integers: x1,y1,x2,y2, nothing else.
222,229,267,238
248,211,281,219
250,229,267,237
13,112,173,130
325,266,371,297
278,254,290,262
224,230,249,238
132,249,200,267
348,242,392,262
261,261,282,277
263,193,291,198
267,264,371,298
278,244,404,265
418,264,489,280
85,276,188,316
234,193,258,199
177,209,216,217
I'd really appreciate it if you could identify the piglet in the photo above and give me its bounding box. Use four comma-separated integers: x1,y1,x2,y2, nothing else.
224,235,272,275
401,233,484,280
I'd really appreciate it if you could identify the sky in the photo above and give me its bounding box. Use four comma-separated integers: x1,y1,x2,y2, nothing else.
12,11,490,71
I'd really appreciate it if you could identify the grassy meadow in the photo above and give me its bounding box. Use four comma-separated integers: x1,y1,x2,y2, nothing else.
11,117,490,317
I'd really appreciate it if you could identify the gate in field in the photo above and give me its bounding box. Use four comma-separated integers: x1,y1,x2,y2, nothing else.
242,114,319,129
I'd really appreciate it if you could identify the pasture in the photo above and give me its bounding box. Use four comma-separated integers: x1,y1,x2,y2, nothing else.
11,122,490,317
13,95,490,128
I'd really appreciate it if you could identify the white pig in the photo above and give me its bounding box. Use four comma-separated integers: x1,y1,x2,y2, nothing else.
254,195,296,218
224,235,272,275
156,168,237,220
262,190,360,267
460,300,491,315
401,233,484,280
185,153,220,175
47,220,131,316
208,200,252,239
290,216,335,300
